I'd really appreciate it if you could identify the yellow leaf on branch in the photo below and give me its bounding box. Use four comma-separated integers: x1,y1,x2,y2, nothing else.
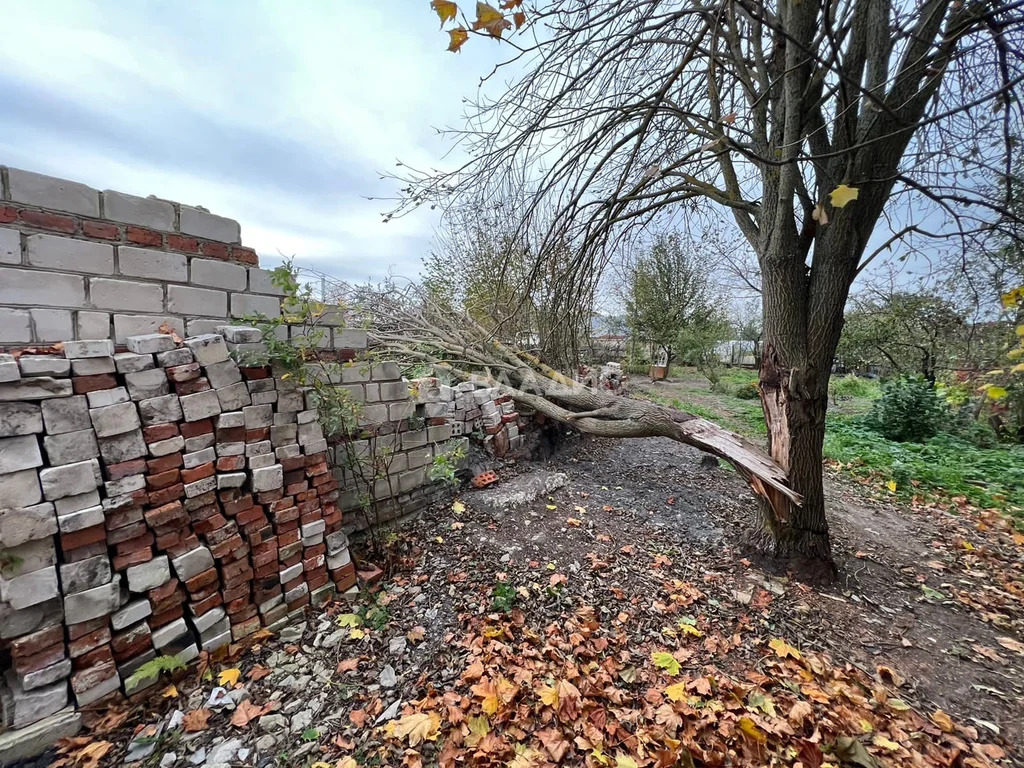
447,26,469,52
472,2,512,37
829,184,860,208
430,0,459,25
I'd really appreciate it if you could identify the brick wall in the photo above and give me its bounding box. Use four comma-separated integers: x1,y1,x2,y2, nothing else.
0,166,293,345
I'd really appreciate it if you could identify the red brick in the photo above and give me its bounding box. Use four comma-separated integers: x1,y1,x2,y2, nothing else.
253,562,277,579
167,234,198,253
335,571,357,592
239,366,269,380
82,220,120,240
191,593,223,616
253,584,281,604
285,481,309,496
19,209,75,233
184,491,217,512
167,534,200,558
72,643,114,671
245,428,270,442
225,595,252,615
0,205,16,224
10,625,64,658
221,495,253,516
126,226,163,246
230,246,258,265
67,617,108,642
151,588,185,614
251,548,277,569
315,477,338,492
306,571,329,591
72,373,117,394
185,568,219,593
323,509,342,527
113,549,153,570
236,506,265,527
287,593,310,611
278,529,300,547
297,499,319,516
61,524,107,552
148,605,184,629
303,554,325,573
205,522,239,547
210,535,243,560
166,362,200,382
115,531,154,555
199,241,229,260
179,419,213,439
106,520,147,545
256,489,284,505
155,531,182,550
251,537,278,557
189,582,220,602
147,483,185,506
306,461,329,477
280,456,305,472
143,423,179,442
175,378,211,395
12,642,65,675
112,626,151,660
146,468,181,491
296,489,317,503
144,501,185,528
304,543,326,559
216,455,245,472
273,506,299,524
221,558,252,581
70,660,117,695
216,426,245,443
149,578,181,603
105,458,146,481
181,463,215,484
147,454,183,475
193,513,227,535
305,452,328,466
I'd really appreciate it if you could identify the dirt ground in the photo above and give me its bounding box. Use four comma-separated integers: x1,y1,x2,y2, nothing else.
54,425,1023,768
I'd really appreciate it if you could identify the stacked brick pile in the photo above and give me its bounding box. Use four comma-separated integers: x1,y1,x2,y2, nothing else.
410,378,524,457
0,328,355,733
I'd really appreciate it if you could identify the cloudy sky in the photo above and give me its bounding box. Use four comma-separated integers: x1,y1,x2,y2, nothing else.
0,1,506,282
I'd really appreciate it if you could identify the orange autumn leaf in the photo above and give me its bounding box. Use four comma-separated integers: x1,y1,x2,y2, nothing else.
430,0,458,25
183,708,212,732
447,27,469,52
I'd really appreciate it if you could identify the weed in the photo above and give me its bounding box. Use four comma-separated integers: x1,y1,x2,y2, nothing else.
490,582,517,612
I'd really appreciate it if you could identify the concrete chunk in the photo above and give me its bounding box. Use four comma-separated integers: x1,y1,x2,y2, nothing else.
118,247,187,282
85,385,127,408
63,578,120,624
0,706,81,764
0,472,43,512
39,460,99,501
57,504,103,533
0,404,43,438
63,340,114,359
8,168,99,216
171,546,214,581
17,357,70,378
179,206,240,243
0,378,73,402
41,396,90,435
216,326,262,343
126,555,170,593
180,390,221,422
89,401,140,438
102,190,174,230
113,352,154,374
0,435,43,475
125,367,170,401
59,555,111,594
0,566,58,610
138,394,183,426
185,334,230,365
215,381,251,411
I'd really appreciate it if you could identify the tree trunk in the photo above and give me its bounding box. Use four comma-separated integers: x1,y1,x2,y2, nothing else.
757,348,832,560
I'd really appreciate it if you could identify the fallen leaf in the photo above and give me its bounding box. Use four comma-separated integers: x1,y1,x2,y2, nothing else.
385,712,441,746
788,700,814,724
997,636,1024,655
769,637,802,660
183,708,212,732
218,668,241,687
664,682,689,702
231,699,271,728
248,665,272,681
337,658,360,673
407,626,426,643
738,716,767,744
931,709,954,732
162,684,179,698
652,651,681,676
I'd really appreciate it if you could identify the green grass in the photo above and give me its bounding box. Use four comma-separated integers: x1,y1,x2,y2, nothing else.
824,417,1024,519
636,368,1023,520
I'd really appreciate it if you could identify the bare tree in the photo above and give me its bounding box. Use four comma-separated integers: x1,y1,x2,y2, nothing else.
391,0,1024,561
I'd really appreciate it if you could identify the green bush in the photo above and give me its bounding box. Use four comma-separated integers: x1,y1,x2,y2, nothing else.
865,376,947,442
829,374,879,400
733,381,761,400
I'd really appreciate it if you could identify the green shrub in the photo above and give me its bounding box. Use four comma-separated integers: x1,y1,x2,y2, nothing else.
865,376,947,442
733,381,761,400
829,374,879,400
